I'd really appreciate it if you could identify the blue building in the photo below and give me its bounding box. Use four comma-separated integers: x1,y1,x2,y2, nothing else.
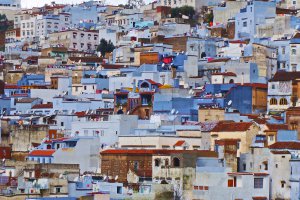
17,74,45,86
196,83,267,114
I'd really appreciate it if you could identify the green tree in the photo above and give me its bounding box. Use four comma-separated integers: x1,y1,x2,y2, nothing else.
97,39,115,57
171,6,195,19
204,11,214,24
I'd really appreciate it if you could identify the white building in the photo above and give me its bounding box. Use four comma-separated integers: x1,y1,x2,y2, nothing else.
47,30,99,52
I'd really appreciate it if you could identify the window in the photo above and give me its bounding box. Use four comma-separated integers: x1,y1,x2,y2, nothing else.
55,187,61,193
292,48,297,55
282,47,285,54
254,178,263,189
84,130,88,136
154,159,160,167
61,122,64,126
243,21,247,27
281,181,285,188
228,177,236,187
269,135,274,141
243,163,246,171
173,157,180,167
270,98,277,105
279,98,288,105
133,161,139,171
293,0,296,4
271,84,275,89
117,186,122,194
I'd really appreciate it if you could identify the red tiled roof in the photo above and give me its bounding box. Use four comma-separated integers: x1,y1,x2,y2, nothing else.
270,150,290,154
237,83,268,89
101,64,126,69
4,85,20,89
212,72,237,77
229,40,248,44
101,149,218,157
32,103,53,109
269,142,300,150
173,140,186,147
240,114,260,119
215,139,240,145
276,7,298,15
271,115,283,121
269,71,300,82
145,79,163,87
207,58,230,63
228,172,268,176
265,123,288,132
253,118,267,124
211,122,253,132
29,150,55,157
16,98,39,103
252,197,267,200
68,57,102,63
44,137,69,144
75,111,86,117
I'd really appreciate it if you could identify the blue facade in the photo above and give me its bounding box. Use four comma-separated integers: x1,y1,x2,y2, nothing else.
196,84,257,114
17,74,45,86
277,130,298,142
0,97,11,115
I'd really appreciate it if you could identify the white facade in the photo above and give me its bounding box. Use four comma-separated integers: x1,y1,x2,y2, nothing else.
70,115,138,147
47,30,99,52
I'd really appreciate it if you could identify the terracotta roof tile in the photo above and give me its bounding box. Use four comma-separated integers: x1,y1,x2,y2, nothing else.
16,98,39,103
265,123,289,132
101,64,126,69
269,142,300,150
212,72,237,77
32,103,53,109
252,197,267,200
269,71,300,82
145,79,163,87
4,85,21,89
270,150,291,154
101,149,218,157
207,58,230,63
211,122,253,132
173,140,185,147
68,57,103,63
29,150,55,157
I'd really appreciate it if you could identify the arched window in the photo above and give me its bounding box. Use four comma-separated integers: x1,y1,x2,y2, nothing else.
270,98,277,105
173,157,180,167
141,82,150,88
229,79,234,84
279,98,288,105
154,159,160,167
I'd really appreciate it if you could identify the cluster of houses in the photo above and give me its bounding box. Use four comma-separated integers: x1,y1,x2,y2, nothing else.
1,0,300,199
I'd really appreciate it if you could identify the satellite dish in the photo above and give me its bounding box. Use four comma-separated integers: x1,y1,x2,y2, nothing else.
228,100,232,106
162,63,165,67
103,175,107,180
175,111,179,114
115,175,118,180
171,109,175,114
189,89,193,94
